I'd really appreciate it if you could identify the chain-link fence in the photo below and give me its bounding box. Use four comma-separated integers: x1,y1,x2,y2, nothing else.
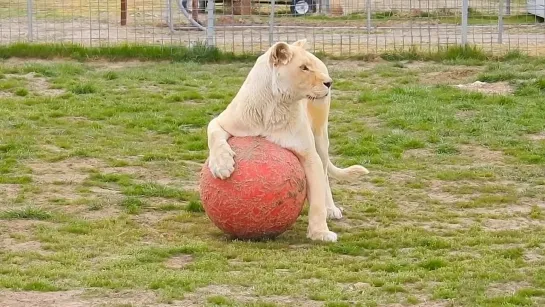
0,0,544,55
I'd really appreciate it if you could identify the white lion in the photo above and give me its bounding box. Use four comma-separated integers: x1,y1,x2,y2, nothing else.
205,39,369,242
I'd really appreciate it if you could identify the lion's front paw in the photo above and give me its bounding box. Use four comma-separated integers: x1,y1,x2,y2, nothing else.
307,229,338,242
327,206,343,220
207,143,235,179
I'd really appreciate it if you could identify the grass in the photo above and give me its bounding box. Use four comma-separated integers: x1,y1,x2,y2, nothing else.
380,45,490,63
0,42,534,66
0,42,256,63
0,207,53,220
0,49,545,306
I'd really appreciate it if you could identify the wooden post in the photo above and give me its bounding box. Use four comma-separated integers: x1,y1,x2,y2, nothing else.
121,0,127,26
330,0,343,15
192,0,199,22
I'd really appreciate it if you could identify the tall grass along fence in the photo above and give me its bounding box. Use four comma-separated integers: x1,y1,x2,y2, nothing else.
1,0,544,57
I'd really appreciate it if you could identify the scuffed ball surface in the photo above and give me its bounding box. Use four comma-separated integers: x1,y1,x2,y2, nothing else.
199,136,307,240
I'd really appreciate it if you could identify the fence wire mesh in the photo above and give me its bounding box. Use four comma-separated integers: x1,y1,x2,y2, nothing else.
0,0,544,55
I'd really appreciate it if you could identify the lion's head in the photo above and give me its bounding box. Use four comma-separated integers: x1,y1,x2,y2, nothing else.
267,39,332,102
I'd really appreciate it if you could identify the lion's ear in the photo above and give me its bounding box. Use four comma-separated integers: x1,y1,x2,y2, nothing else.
291,39,308,49
269,42,293,66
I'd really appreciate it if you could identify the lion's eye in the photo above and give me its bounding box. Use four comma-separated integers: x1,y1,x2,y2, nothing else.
301,65,309,71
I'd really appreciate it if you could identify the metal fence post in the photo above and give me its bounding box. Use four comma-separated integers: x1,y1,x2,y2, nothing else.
166,0,174,32
269,0,275,46
498,0,504,44
26,0,33,41
366,0,371,33
206,0,215,46
461,0,469,46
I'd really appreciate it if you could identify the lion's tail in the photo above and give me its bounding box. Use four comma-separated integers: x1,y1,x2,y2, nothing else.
327,160,369,181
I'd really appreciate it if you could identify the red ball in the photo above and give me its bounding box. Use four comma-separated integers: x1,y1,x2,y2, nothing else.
199,136,307,240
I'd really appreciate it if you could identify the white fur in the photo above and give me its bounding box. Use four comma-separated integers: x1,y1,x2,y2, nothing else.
205,39,369,242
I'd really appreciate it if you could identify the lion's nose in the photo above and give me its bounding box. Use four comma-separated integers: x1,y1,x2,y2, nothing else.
323,81,332,88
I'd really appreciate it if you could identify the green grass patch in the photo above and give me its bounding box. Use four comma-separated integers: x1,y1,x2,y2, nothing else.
0,207,53,220
185,200,204,213
0,56,543,306
0,175,32,184
0,42,538,66
121,197,148,214
70,83,97,94
14,88,29,97
0,42,256,63
122,183,196,201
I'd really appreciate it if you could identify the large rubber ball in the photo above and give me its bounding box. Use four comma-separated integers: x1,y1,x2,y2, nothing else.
199,136,307,240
